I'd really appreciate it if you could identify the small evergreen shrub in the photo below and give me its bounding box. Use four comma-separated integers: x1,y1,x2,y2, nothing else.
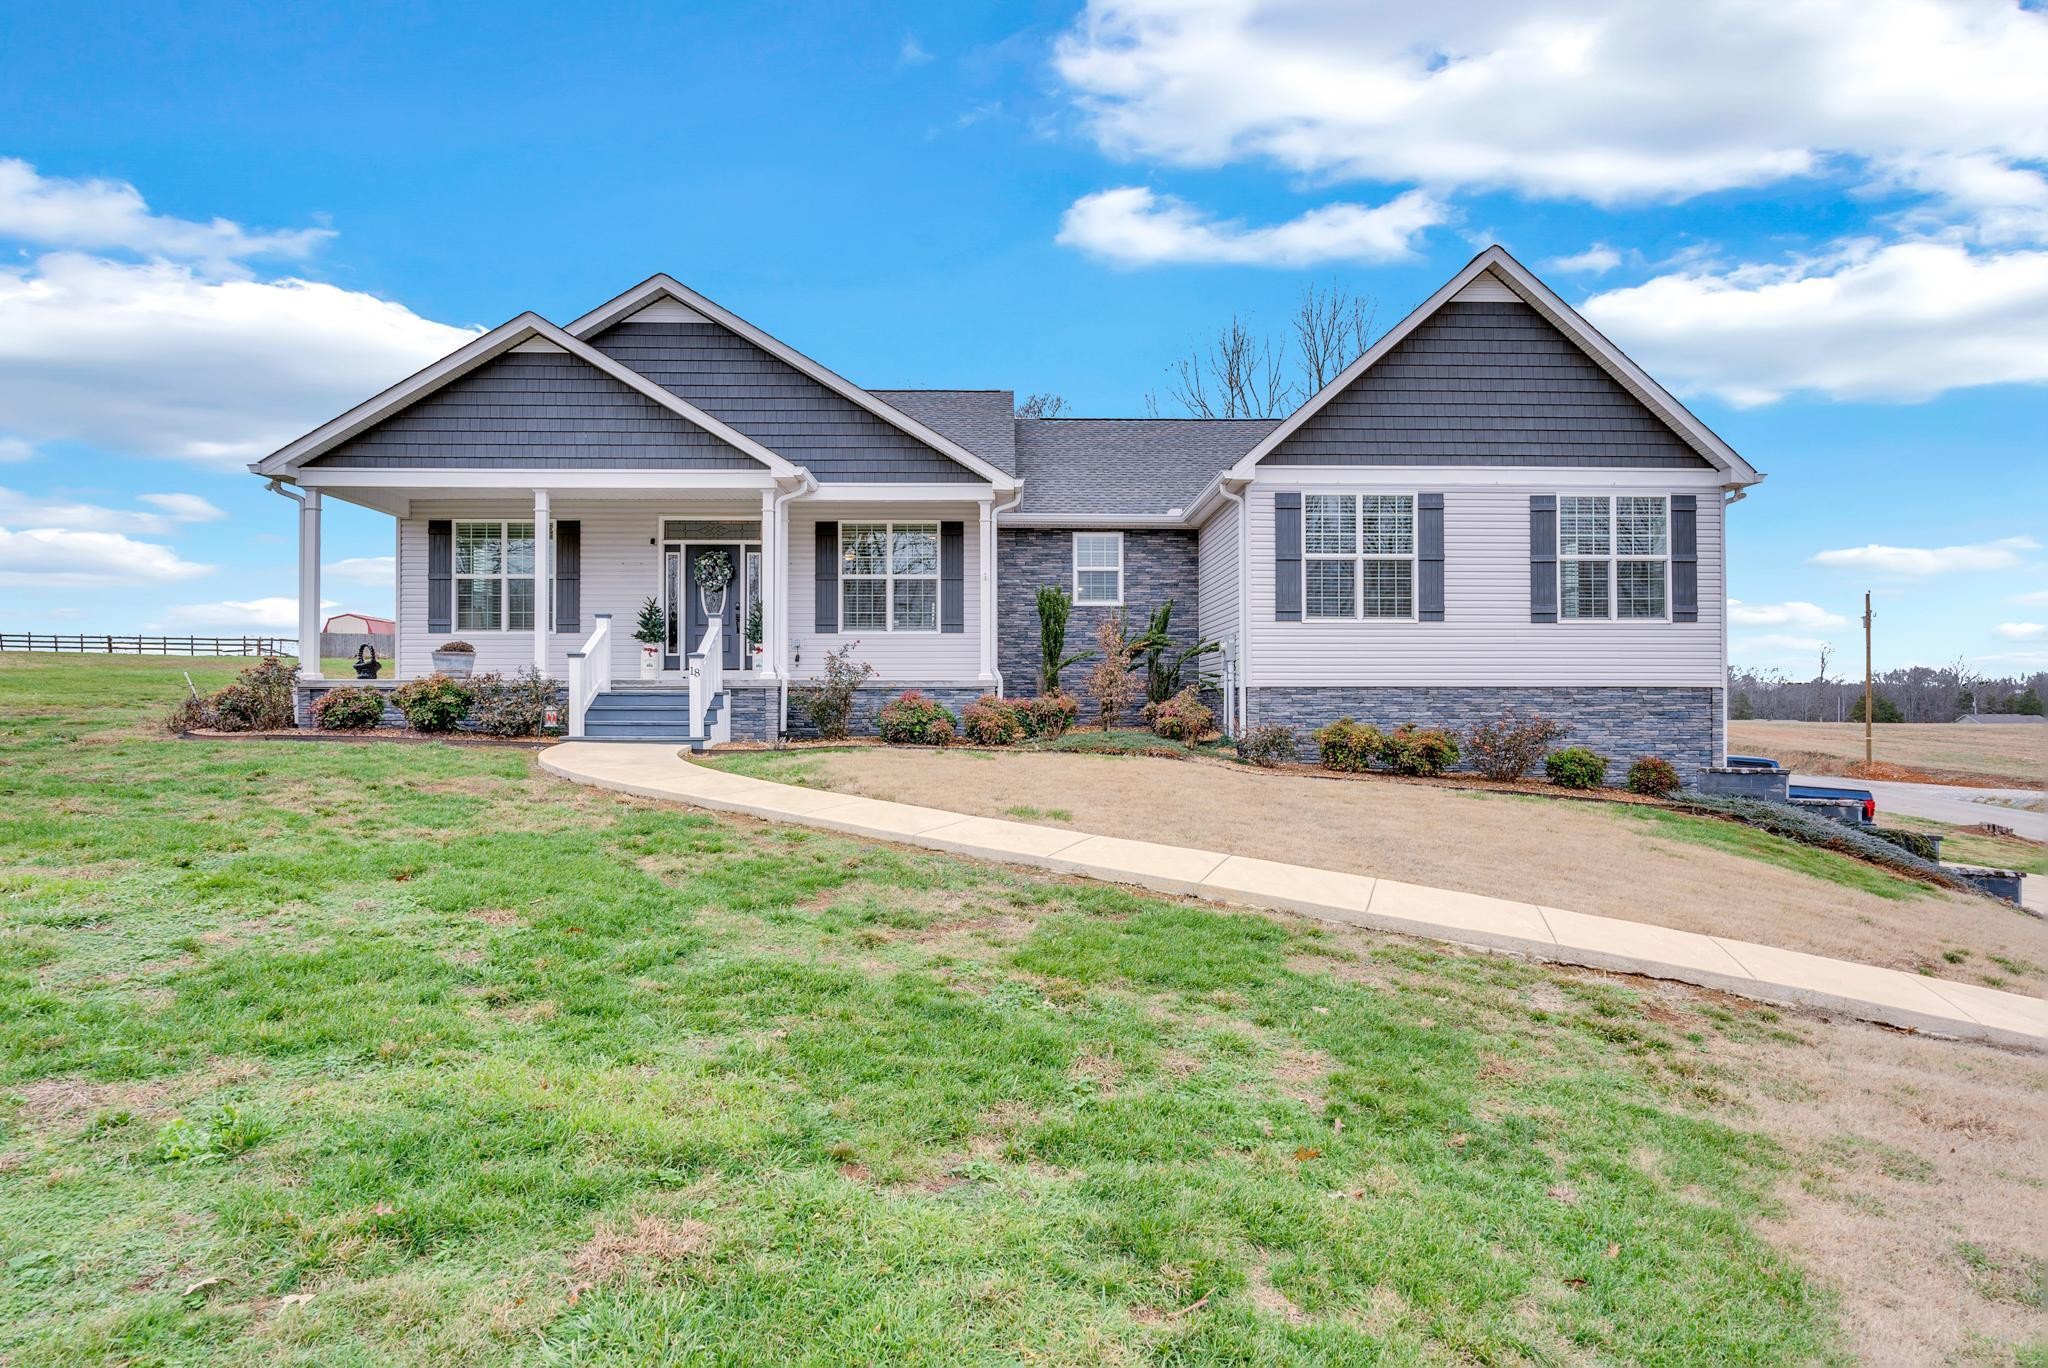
1674,793,1971,892
1383,724,1460,776
1465,709,1567,781
962,694,1023,746
1145,686,1214,742
793,644,874,740
1544,746,1610,789
393,673,472,732
1869,826,1942,862
312,686,387,731
876,690,957,745
467,668,562,738
1015,692,1080,740
1312,718,1385,773
1625,756,1681,797
1236,723,1297,768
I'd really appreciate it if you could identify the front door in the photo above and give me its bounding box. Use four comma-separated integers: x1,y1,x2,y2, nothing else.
683,543,745,673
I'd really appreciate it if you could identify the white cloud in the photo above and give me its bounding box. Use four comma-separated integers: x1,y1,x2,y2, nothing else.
162,596,330,632
1810,535,2038,576
0,438,34,463
1996,622,2045,641
0,485,226,535
1053,1,2048,210
0,526,213,588
1057,185,1444,267
1547,243,1622,274
0,252,477,468
2014,588,2048,606
325,555,395,585
1727,599,1848,629
1580,240,2048,404
0,157,331,271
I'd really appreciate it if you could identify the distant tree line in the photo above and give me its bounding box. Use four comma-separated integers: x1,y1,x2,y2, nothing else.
1731,662,2046,723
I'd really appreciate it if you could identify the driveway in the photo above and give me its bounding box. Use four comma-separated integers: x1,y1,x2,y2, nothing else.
1805,775,2048,842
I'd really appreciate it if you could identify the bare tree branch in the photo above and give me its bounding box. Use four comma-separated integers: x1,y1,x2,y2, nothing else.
1165,313,1295,419
1015,392,1069,419
1291,281,1377,393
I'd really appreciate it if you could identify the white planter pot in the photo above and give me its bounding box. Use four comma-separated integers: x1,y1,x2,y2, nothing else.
430,651,475,678
639,643,661,680
700,586,727,617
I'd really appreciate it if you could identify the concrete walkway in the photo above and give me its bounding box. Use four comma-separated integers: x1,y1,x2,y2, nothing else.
541,742,2047,1052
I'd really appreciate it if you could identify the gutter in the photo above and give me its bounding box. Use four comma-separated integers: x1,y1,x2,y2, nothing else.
771,471,817,742
1219,476,1251,733
988,485,1023,696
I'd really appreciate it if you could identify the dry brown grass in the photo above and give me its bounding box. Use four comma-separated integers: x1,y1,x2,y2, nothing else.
1730,720,2047,788
799,749,2048,992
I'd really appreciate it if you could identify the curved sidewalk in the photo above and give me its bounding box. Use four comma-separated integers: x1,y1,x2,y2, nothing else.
541,742,2047,1052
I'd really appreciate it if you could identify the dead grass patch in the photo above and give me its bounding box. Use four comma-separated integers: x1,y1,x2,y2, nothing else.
567,1215,711,1285
1246,1252,1308,1325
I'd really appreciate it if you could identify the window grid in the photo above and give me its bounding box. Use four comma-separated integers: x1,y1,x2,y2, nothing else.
1073,532,1124,605
454,521,536,632
1558,495,1669,621
1302,493,1416,620
842,522,940,633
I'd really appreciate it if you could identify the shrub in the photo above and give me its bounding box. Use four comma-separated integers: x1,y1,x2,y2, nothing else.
1869,826,1942,861
793,644,874,740
962,694,1022,746
1625,756,1681,797
1145,686,1215,742
163,691,216,734
1236,723,1297,768
1136,600,1221,706
1015,692,1080,740
1464,708,1568,781
1383,724,1460,776
435,640,476,654
1084,617,1142,730
202,656,299,732
468,668,563,738
1035,584,1089,695
1673,793,1972,893
311,686,387,731
876,690,956,745
392,673,471,732
1544,746,1610,789
1312,718,1385,773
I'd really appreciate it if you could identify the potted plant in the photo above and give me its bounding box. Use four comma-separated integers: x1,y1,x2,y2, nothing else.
633,597,666,680
695,549,734,616
429,640,476,677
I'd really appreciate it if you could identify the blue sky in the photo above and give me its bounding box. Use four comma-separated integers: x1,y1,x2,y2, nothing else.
1,0,2044,674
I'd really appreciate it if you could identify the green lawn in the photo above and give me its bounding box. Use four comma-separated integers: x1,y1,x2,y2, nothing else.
0,653,1843,1363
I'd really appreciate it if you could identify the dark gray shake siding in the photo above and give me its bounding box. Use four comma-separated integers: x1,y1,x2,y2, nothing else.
995,529,1200,696
1249,686,1725,787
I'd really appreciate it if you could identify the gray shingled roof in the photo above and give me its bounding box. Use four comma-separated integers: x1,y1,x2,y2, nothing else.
870,390,1017,475
1009,418,1279,517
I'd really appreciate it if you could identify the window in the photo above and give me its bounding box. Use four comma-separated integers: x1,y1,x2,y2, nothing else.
842,522,939,632
1302,493,1414,620
455,521,536,632
1073,532,1123,605
1559,495,1667,621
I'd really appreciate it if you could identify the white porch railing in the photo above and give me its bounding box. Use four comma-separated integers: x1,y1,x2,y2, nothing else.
688,616,723,739
566,614,612,739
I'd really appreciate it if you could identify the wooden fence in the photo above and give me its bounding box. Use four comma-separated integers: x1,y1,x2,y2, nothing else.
0,633,298,657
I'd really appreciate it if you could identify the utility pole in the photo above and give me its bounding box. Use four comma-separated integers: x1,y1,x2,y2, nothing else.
1863,591,1874,767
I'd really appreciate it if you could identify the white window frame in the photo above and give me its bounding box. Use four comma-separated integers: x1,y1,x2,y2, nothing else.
453,519,539,634
1072,531,1124,606
839,521,941,634
1300,492,1417,622
1557,493,1670,623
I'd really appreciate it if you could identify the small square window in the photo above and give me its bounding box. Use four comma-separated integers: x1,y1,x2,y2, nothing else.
1305,560,1355,618
892,579,938,631
841,524,888,576
1561,559,1610,620
1304,495,1356,555
1359,496,1413,555
1617,560,1666,620
891,525,938,576
1559,496,1611,557
1361,560,1413,618
842,578,887,631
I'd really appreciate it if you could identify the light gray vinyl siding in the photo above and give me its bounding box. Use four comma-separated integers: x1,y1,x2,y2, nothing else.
786,502,985,682
1264,301,1713,469
1197,500,1241,650
397,499,761,681
588,320,985,483
1244,472,1726,688
311,351,759,469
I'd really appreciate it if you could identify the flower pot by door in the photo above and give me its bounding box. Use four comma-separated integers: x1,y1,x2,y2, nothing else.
430,651,474,677
639,642,660,680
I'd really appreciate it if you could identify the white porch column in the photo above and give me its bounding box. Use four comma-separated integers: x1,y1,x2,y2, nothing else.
297,488,323,681
978,496,995,683
758,487,779,677
532,489,552,673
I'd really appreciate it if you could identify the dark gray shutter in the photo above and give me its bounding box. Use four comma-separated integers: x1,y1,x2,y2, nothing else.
427,520,453,634
939,521,964,633
554,520,580,633
814,521,838,633
1529,496,1558,623
1417,493,1445,622
1671,495,1699,623
1274,492,1302,622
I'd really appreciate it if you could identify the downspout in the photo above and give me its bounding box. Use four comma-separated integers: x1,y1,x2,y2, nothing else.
1220,477,1250,733
988,485,1023,697
772,471,817,742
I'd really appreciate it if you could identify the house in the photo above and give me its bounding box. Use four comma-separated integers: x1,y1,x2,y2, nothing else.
252,245,1762,781
1955,713,2045,725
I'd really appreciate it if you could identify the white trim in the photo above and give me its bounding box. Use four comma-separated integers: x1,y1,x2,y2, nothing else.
807,483,998,503
1251,466,1731,490
1555,493,1673,624
252,313,802,481
1071,530,1124,607
1299,492,1418,623
563,275,1019,490
297,469,779,491
838,520,942,634
1225,247,1760,485
1006,512,1189,529
532,490,552,671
